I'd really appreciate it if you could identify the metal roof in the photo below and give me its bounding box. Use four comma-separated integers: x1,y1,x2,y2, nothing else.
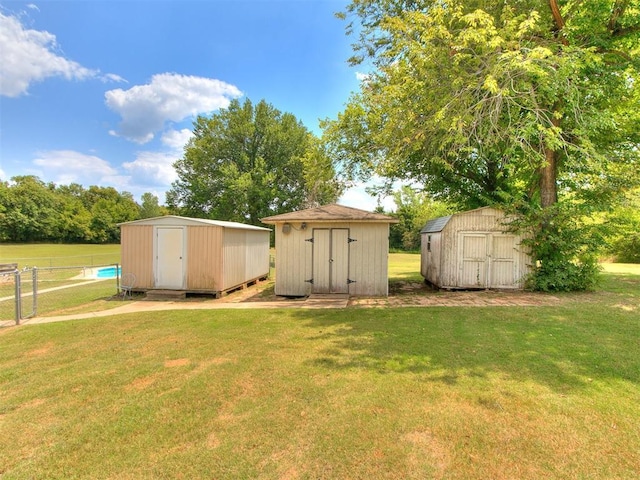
118,215,271,231
420,215,452,234
261,203,398,224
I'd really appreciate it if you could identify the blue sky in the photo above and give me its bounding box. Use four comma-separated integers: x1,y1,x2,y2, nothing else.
0,0,394,211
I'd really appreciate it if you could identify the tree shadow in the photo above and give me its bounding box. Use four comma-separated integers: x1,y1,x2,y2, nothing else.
291,305,640,393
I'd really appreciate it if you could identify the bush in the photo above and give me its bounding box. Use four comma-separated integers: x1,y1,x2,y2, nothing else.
518,205,602,292
611,233,640,263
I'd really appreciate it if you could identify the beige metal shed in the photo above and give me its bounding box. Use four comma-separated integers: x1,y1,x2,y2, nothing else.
119,215,270,296
261,204,398,297
420,207,531,289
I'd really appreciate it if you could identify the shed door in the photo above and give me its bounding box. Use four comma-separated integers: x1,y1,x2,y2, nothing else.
156,227,185,289
459,234,488,287
458,233,518,288
489,235,517,288
312,228,349,294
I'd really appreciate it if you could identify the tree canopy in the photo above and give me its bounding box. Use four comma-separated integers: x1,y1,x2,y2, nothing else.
326,0,640,210
167,98,344,225
324,0,640,287
0,176,156,243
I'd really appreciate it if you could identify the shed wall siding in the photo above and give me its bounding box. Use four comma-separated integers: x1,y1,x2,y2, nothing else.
120,225,154,289
274,224,313,296
221,230,248,290
274,221,390,296
245,231,271,282
347,223,390,296
186,226,223,291
429,208,530,289
420,232,442,286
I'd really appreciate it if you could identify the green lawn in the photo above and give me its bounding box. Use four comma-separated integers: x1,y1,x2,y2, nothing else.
0,244,120,268
1,267,639,479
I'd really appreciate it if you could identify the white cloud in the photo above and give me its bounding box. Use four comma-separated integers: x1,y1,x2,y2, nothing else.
0,11,124,97
121,128,193,188
32,150,118,185
161,128,193,151
105,73,242,144
339,181,397,213
355,71,370,82
102,73,127,84
122,151,179,187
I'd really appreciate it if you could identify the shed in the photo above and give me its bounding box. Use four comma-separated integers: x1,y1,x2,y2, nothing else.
261,204,398,296
420,207,531,289
119,215,270,296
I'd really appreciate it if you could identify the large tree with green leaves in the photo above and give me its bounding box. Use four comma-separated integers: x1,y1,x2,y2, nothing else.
328,0,639,209
325,0,640,288
167,98,344,225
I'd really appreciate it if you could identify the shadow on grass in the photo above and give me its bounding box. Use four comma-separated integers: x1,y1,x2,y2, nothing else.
292,305,640,393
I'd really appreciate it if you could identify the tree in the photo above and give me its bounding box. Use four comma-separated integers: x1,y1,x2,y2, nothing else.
389,186,454,250
604,187,640,262
139,192,166,219
0,176,61,242
167,98,343,224
0,178,143,244
86,188,139,243
326,0,640,289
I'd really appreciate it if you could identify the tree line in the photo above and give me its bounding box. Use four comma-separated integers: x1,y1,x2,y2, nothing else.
0,176,166,243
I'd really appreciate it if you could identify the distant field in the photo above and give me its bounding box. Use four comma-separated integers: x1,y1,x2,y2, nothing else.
0,244,121,268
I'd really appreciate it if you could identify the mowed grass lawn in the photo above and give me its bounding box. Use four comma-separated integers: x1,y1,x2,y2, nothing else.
0,250,639,478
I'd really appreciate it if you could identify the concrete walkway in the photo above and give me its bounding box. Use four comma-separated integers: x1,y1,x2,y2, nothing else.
0,292,351,327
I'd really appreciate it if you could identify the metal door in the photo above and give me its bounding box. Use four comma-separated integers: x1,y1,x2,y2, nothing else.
156,227,185,289
312,228,350,294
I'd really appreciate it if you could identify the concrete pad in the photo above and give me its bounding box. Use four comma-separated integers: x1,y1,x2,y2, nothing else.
304,294,350,309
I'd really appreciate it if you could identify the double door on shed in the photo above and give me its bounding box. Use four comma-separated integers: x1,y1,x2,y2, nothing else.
154,226,186,289
458,233,519,288
311,228,350,294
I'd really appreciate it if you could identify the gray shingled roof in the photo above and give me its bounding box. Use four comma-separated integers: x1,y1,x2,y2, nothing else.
261,203,398,223
420,215,452,233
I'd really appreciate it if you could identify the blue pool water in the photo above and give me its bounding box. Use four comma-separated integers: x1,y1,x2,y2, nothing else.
97,266,120,278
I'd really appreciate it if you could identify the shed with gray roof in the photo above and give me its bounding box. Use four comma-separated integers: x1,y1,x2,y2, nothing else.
261,204,398,296
420,207,531,289
119,215,270,296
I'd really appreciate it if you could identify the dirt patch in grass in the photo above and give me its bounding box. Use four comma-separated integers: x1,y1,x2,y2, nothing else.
25,342,55,357
164,358,190,368
126,374,159,391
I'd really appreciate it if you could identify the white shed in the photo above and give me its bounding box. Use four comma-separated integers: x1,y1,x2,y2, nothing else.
119,215,270,296
420,207,531,289
261,204,398,296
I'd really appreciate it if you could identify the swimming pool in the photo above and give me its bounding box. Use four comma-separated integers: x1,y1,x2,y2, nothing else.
97,266,121,278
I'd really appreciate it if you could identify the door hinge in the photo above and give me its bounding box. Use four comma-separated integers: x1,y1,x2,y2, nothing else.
348,237,357,243
347,279,356,284
305,238,314,243
305,279,314,284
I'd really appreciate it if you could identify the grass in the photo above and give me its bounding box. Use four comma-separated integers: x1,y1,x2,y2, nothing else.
0,244,121,268
388,252,423,283
1,266,639,479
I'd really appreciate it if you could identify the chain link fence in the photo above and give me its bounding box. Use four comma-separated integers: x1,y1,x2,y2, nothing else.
1,264,121,325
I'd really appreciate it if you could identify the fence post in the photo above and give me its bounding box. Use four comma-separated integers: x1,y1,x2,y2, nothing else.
32,267,38,317
14,269,21,325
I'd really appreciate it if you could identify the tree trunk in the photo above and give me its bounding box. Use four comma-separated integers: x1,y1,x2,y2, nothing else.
540,146,558,208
